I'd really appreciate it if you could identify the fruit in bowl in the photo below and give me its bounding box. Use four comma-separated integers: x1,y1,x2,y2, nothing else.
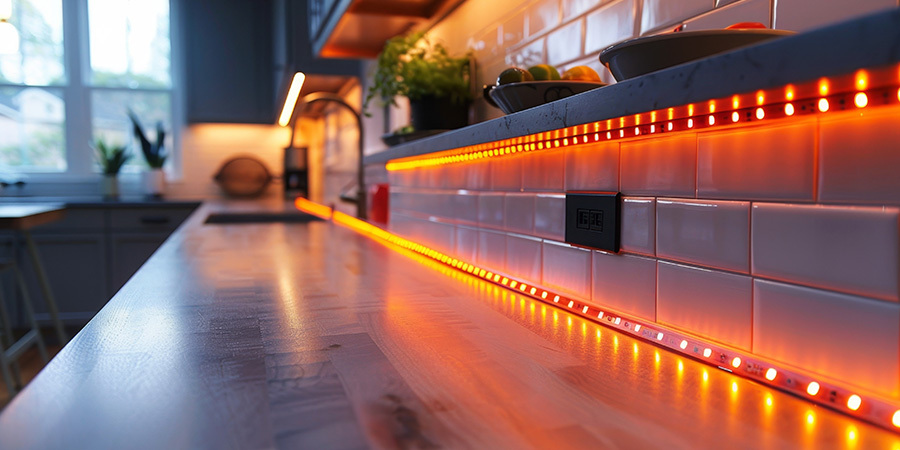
485,64,606,114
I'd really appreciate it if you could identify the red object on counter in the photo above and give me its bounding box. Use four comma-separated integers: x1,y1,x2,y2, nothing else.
369,183,389,224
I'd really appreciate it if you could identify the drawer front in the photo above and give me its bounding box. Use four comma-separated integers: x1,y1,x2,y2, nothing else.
109,206,196,232
31,208,106,233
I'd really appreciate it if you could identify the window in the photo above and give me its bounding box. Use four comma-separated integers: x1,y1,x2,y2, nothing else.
0,0,175,177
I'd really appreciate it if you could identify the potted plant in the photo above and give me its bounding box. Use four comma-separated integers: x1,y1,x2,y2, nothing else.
364,31,472,132
93,139,130,198
128,110,167,197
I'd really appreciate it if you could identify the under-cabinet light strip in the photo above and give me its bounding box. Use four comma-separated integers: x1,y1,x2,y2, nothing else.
294,197,900,433
386,65,900,172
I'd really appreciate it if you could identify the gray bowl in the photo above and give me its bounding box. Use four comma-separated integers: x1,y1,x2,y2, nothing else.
599,29,794,81
485,81,606,114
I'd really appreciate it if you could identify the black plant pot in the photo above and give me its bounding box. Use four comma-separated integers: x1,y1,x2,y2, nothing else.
409,95,469,131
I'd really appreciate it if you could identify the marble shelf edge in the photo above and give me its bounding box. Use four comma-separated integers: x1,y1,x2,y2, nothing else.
364,8,900,165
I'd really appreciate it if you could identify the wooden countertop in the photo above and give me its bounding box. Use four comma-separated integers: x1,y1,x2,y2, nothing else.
0,200,897,448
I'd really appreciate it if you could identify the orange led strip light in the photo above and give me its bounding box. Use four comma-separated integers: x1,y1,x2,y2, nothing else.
295,198,900,433
386,65,900,172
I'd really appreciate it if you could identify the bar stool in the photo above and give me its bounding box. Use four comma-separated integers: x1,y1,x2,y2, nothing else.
0,258,49,397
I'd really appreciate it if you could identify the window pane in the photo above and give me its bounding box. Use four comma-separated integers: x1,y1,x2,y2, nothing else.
0,0,65,85
91,89,171,171
88,0,170,88
0,86,66,171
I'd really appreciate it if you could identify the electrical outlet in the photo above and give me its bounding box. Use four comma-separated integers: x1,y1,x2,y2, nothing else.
565,192,620,252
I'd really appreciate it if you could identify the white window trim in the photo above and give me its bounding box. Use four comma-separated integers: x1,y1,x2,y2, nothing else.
1,0,182,184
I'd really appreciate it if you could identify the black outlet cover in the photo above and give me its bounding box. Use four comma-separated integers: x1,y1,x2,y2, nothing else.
565,192,620,252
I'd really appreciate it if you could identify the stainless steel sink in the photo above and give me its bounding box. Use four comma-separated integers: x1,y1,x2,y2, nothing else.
203,212,322,224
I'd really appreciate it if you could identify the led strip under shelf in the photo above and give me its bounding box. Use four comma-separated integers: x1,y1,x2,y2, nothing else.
386,64,900,172
294,197,900,434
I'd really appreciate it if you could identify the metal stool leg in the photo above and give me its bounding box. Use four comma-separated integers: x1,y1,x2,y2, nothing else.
22,230,67,345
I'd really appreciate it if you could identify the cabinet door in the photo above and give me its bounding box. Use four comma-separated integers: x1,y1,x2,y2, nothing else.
20,234,108,326
109,233,169,296
182,0,275,123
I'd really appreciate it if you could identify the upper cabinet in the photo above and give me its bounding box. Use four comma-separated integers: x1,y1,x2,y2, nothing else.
182,0,362,124
182,0,277,124
309,0,467,58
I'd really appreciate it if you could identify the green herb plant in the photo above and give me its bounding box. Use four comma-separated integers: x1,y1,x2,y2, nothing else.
128,110,167,169
93,139,130,175
364,31,472,114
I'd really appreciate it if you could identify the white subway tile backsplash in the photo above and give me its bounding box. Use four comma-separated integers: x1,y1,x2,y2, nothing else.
641,0,713,34
543,240,592,300
621,196,656,256
523,147,565,191
491,153,523,191
752,203,900,302
698,121,816,201
477,229,507,271
502,9,528,48
478,193,506,229
684,0,770,30
819,107,900,205
546,19,584,66
621,134,697,197
527,0,562,37
592,252,657,320
753,279,900,398
535,194,567,241
657,198,750,273
455,225,480,262
564,0,612,21
505,37,546,67
773,0,895,32
451,191,480,225
584,0,637,55
657,261,753,350
506,233,543,283
565,141,619,191
463,160,492,190
504,193,537,234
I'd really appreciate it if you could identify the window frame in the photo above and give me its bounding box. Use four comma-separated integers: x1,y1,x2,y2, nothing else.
0,0,183,182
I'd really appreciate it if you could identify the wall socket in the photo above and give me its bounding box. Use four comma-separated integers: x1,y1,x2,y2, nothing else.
565,192,620,252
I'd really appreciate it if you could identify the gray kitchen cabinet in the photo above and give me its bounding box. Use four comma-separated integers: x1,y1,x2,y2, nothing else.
109,233,169,295
11,203,198,329
22,233,108,325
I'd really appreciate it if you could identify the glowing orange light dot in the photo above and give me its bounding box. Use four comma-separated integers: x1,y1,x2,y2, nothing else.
567,300,575,308
708,115,715,126
634,324,641,332
847,395,862,411
732,111,739,122
541,291,547,299
854,92,868,108
528,287,536,295
688,104,694,116
756,93,764,105
755,108,765,120
634,127,640,136
606,131,612,139
619,130,624,138
732,96,739,109
786,87,795,100
703,348,712,358
679,340,688,349
519,284,527,291
667,122,673,131
731,357,742,368
563,138,568,146
493,274,501,282
855,70,868,90
687,118,694,128
807,382,820,396
785,103,795,116
553,295,559,302
597,311,604,319
650,124,656,133
819,79,829,95
765,368,777,381
818,98,829,112
581,305,589,314
510,281,517,288
656,332,664,340
892,410,900,427
614,317,621,325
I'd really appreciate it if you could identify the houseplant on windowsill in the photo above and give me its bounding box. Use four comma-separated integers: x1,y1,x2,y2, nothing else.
128,110,167,198
364,31,472,133
93,139,130,198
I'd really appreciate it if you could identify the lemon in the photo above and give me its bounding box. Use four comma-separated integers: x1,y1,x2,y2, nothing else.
497,67,534,85
561,65,602,82
527,64,561,81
